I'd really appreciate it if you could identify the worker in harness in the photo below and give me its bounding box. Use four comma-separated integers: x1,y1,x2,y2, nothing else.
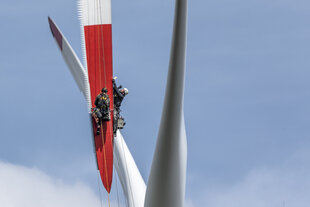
93,87,111,135
113,78,128,109
112,77,128,134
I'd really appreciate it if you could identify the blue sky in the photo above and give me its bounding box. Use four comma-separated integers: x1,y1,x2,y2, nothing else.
1,0,310,206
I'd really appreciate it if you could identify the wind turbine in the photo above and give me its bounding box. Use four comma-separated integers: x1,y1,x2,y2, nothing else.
48,0,187,206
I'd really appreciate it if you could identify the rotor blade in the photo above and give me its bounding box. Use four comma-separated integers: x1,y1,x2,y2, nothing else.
114,131,146,207
144,0,188,206
48,17,91,109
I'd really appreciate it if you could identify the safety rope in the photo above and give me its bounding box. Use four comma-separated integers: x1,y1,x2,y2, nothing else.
85,0,115,206
114,167,120,207
97,170,104,207
94,0,98,98
97,1,114,207
83,0,105,207
97,0,113,140
97,0,115,201
101,123,111,207
99,2,107,85
120,134,136,207
96,0,110,191
96,0,102,88
98,2,111,206
85,0,103,206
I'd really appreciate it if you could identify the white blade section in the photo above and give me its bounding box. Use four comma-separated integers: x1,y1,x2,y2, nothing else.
78,0,112,26
48,17,91,110
144,0,188,206
114,131,146,207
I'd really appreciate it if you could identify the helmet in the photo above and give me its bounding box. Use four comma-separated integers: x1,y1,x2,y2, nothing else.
112,76,117,83
101,87,108,93
123,88,128,95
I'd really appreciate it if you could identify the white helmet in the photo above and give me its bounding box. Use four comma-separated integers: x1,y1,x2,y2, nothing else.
123,88,128,95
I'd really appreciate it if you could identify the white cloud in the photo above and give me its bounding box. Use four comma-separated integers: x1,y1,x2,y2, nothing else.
0,161,120,207
194,148,310,207
2,147,310,207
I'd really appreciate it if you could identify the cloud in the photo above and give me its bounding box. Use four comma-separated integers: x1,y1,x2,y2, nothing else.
0,161,121,207
194,147,310,207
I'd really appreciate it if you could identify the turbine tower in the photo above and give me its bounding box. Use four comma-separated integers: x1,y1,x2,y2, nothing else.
48,0,187,206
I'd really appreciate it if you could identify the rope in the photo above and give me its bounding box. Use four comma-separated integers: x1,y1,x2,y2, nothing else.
94,0,98,98
107,193,111,207
96,170,103,207
98,8,111,193
87,1,103,205
97,1,115,202
84,0,112,206
114,168,120,207
120,133,136,207
98,0,107,85
93,1,114,207
97,0,112,196
96,0,102,88
101,123,111,207
98,0,114,140
114,141,126,207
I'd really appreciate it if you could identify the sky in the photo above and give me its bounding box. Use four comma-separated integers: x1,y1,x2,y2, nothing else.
1,0,310,206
